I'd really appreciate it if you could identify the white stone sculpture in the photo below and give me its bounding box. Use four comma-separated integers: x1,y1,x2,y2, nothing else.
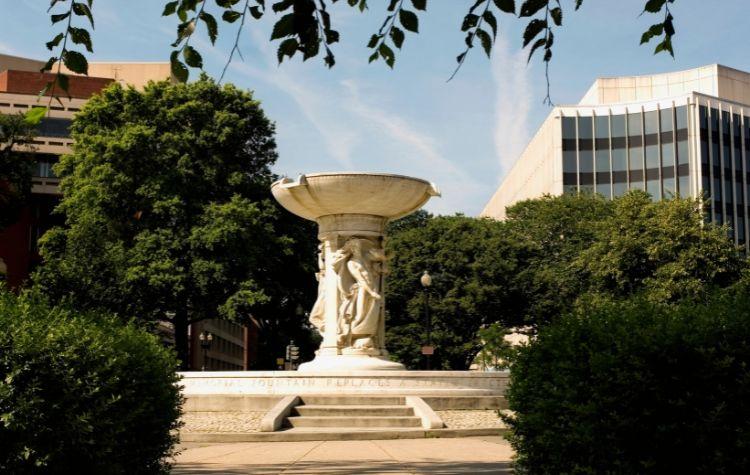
271,172,440,371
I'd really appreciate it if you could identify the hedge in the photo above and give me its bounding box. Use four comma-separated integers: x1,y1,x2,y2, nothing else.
0,289,183,474
505,293,750,474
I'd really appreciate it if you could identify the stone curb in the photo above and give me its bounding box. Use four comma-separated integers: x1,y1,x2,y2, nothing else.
179,427,508,443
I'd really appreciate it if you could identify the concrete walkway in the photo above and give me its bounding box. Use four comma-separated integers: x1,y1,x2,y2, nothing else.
173,436,514,474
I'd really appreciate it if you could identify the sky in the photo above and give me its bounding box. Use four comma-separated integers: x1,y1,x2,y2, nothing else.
2,0,749,215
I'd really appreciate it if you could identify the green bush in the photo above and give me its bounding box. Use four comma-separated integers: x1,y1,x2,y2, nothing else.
505,294,750,474
0,289,182,474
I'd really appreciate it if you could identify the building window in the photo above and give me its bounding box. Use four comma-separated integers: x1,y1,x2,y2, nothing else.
36,160,57,178
675,105,690,197
722,110,734,232
562,116,577,193
710,108,722,224
595,115,611,198
660,107,675,198
578,116,594,193
644,110,660,200
628,111,644,191
611,114,628,197
36,117,72,138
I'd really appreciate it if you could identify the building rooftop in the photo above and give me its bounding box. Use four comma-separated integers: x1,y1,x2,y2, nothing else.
0,53,172,91
578,64,750,106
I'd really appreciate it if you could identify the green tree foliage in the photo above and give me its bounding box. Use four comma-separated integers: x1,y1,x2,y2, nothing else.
0,287,182,474
33,77,317,368
575,191,744,303
41,1,680,94
504,192,613,326
505,191,746,328
505,293,750,474
385,215,527,370
387,193,745,369
0,109,45,230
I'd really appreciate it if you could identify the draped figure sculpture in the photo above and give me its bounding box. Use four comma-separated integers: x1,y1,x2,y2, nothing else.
309,244,326,333
326,238,387,351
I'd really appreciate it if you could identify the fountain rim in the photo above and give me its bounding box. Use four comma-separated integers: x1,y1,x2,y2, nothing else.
271,171,435,189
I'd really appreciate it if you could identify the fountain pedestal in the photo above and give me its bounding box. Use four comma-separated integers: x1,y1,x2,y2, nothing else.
271,172,440,372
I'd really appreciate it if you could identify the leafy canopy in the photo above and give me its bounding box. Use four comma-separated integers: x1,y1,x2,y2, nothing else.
384,192,746,369
40,0,680,100
33,77,317,367
385,214,528,370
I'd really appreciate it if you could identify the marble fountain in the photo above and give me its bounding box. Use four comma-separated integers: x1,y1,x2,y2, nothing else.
179,172,508,440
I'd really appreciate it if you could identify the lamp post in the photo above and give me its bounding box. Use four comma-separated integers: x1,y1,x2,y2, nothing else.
199,331,213,371
420,270,433,370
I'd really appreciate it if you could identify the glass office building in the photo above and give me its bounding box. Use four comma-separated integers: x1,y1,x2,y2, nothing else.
483,64,750,250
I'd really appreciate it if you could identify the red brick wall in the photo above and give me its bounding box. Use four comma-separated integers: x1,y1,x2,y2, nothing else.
0,206,32,289
0,70,113,99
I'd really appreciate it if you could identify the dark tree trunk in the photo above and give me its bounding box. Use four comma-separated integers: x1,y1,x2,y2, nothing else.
174,311,189,370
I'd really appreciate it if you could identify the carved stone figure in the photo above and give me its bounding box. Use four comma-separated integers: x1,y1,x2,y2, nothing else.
309,244,326,332
331,238,386,351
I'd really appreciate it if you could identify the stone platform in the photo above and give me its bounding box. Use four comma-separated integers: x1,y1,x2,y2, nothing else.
179,370,508,396
178,371,509,442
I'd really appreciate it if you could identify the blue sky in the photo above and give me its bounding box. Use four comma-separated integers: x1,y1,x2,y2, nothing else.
3,0,749,215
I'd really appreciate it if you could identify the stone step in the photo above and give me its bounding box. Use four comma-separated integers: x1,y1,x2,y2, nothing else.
286,416,422,428
299,396,406,406
294,405,414,417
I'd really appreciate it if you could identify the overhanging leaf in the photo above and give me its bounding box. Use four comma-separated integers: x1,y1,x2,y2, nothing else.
170,51,189,82
183,45,203,68
399,9,419,33
493,0,515,14
522,18,546,48
72,2,94,28
62,50,88,74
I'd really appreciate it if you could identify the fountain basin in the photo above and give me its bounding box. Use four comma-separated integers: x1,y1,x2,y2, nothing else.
271,172,440,222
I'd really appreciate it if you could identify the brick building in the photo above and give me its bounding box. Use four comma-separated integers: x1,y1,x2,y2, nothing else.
0,53,254,370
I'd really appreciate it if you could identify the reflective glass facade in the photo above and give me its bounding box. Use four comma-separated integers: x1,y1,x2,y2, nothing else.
699,105,749,246
561,106,690,200
565,103,750,249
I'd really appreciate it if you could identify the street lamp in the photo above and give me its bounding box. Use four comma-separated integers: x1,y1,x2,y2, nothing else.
420,271,433,370
199,331,213,371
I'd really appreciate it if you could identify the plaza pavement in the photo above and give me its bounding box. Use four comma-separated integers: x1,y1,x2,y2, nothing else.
173,436,514,474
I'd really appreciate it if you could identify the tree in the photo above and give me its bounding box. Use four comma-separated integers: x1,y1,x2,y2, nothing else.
39,0,679,101
504,192,614,327
575,191,745,304
0,108,46,230
503,191,746,329
33,77,317,368
385,215,528,370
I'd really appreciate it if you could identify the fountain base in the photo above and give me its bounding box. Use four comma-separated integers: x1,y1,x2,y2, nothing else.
298,354,406,372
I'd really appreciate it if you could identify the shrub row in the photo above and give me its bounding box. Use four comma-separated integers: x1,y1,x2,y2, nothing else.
0,290,182,474
506,292,750,474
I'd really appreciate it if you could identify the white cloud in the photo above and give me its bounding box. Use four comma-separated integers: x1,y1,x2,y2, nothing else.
491,36,534,182
0,42,18,56
195,30,486,214
200,32,359,170
340,80,485,215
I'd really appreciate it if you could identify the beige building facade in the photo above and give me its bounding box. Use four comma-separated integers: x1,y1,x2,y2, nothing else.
1,54,252,370
483,65,750,251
